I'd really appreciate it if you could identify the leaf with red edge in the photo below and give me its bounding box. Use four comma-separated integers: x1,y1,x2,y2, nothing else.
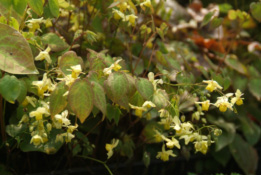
0,23,38,74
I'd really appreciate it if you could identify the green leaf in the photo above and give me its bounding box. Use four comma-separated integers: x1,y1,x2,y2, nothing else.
0,0,27,23
250,2,261,22
50,81,68,117
16,79,27,104
106,104,121,125
152,89,169,109
208,115,236,151
136,78,154,101
6,124,26,137
248,78,261,101
68,79,94,123
238,116,261,145
48,0,60,18
219,3,232,14
104,72,129,109
125,73,136,97
42,33,69,52
59,51,84,75
143,151,150,168
91,81,107,115
0,23,38,74
28,0,44,16
0,75,21,103
201,12,214,27
212,147,231,167
229,134,258,175
224,56,248,75
210,17,223,30
20,129,63,154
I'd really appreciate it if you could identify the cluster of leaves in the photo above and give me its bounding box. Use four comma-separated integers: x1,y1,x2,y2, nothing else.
0,0,261,174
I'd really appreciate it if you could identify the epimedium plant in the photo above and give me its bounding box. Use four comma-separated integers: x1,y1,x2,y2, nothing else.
0,0,260,174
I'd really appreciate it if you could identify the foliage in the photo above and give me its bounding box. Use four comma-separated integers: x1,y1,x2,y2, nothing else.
0,0,261,174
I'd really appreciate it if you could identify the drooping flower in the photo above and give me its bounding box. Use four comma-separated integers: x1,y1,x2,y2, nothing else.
195,100,210,111
194,140,209,154
140,0,152,11
203,80,223,92
231,89,244,106
29,107,50,120
32,73,54,97
156,145,176,161
26,17,45,32
214,94,233,112
53,110,70,129
163,136,180,149
103,59,122,75
148,72,163,91
67,64,82,78
105,139,119,159
35,46,52,64
112,9,125,20
125,14,138,26
30,134,44,146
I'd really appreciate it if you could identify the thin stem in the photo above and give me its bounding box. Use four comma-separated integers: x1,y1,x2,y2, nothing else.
76,155,113,175
0,71,6,144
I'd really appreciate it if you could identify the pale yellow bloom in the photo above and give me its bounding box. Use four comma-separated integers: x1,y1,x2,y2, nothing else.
125,14,138,26
103,59,122,75
30,134,44,146
35,47,52,64
29,107,50,120
156,145,176,161
203,80,223,92
21,96,37,107
196,100,210,111
162,136,180,149
214,94,233,112
118,2,130,12
67,64,82,78
140,0,152,11
26,17,45,32
112,9,125,20
32,73,54,97
105,139,119,159
53,110,70,129
194,140,209,154
231,89,244,106
148,72,163,91
67,124,78,133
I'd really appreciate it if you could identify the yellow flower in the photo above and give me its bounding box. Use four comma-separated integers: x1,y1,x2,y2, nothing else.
196,100,210,111
32,73,54,97
125,14,138,26
231,89,244,106
148,72,163,91
30,134,44,146
68,64,82,78
103,59,122,75
35,46,52,64
156,145,176,161
53,110,70,129
194,140,209,154
164,137,180,149
29,107,50,120
153,129,163,142
61,132,75,143
140,0,152,11
203,80,223,92
67,124,78,133
214,94,233,112
112,9,125,20
118,2,129,12
105,139,119,159
26,17,45,32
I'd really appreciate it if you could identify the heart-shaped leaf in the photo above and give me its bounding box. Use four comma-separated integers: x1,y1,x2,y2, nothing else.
136,78,154,100
0,23,38,74
59,51,84,75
